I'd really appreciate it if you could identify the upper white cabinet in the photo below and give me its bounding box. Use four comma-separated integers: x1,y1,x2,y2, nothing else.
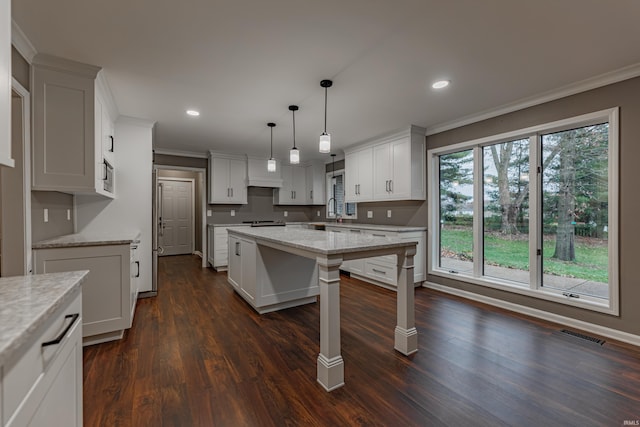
31,54,116,198
305,160,326,205
274,164,306,205
0,0,11,167
345,125,425,203
208,151,247,204
344,147,373,202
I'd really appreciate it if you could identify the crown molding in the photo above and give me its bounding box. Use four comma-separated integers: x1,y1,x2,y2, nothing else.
155,148,207,158
32,53,101,79
11,20,37,62
117,115,156,129
426,62,640,136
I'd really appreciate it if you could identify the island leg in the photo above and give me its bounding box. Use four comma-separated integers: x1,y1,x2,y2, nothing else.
395,245,418,355
316,256,345,391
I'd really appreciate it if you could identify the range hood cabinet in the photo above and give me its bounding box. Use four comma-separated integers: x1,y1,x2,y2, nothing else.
246,157,283,188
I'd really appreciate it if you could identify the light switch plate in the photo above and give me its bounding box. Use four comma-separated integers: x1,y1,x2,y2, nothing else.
207,209,212,217
230,209,235,217
284,211,288,217
67,209,71,221
367,210,373,218
317,210,320,217
44,208,49,223
387,210,392,218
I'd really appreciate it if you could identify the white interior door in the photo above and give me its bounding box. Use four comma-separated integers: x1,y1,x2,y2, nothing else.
159,179,193,256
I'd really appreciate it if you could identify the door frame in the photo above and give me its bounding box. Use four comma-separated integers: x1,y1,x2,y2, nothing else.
158,176,195,255
1,77,31,276
153,165,207,268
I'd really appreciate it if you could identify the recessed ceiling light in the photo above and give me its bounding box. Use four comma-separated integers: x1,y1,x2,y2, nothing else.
186,109,200,116
432,80,450,89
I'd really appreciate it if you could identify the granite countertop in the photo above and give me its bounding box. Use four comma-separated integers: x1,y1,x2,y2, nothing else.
228,227,417,256
322,223,427,232
0,271,88,366
32,231,141,249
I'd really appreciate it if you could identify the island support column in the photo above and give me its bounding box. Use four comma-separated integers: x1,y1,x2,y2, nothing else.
394,245,418,355
316,255,345,391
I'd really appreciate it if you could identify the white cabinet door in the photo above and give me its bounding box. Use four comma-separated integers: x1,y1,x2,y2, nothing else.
344,151,358,201
228,236,241,290
275,165,294,204
373,143,391,199
209,157,230,202
305,162,325,205
228,158,247,203
0,0,12,167
389,138,412,199
292,166,306,202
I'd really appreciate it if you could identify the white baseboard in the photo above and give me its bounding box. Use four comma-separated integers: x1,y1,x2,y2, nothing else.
424,281,640,347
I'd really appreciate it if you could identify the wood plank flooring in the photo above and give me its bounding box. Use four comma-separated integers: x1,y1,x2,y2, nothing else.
83,255,640,426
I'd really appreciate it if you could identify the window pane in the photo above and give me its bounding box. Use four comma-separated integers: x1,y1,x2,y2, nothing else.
541,123,609,300
482,139,530,285
439,150,474,273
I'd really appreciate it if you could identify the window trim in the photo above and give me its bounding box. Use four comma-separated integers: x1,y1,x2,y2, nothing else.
428,107,619,315
326,169,357,220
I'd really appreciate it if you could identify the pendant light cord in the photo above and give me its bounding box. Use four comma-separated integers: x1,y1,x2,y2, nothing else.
270,126,273,158
324,86,328,134
292,109,296,149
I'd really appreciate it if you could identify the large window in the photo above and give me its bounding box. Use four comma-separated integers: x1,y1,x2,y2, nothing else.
429,109,618,314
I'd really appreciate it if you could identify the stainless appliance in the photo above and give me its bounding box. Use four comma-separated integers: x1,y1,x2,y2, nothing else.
145,168,159,297
103,159,114,193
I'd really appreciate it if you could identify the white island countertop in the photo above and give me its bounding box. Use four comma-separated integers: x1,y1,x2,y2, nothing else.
228,226,417,256
0,271,88,365
32,231,141,249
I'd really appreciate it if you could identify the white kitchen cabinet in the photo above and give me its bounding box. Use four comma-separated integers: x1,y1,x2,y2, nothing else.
346,126,426,202
326,224,425,290
228,234,257,303
33,242,137,345
274,164,306,205
2,291,83,427
0,0,12,167
305,161,326,205
130,241,140,322
208,152,247,204
246,156,282,187
31,54,116,198
344,147,373,202
227,230,318,314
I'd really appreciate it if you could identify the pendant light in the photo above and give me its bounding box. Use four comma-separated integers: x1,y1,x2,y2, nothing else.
319,80,333,153
267,122,276,172
289,105,300,164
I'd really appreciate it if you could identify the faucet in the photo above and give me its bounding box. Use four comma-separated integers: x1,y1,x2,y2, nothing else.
327,197,337,220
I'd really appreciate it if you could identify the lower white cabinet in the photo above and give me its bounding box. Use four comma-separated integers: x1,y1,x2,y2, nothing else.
2,291,83,427
326,225,426,290
228,232,318,313
33,243,137,345
228,234,257,303
207,225,250,271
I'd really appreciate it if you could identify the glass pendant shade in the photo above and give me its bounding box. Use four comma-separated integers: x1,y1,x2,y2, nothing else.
319,132,331,153
267,158,276,172
289,147,300,164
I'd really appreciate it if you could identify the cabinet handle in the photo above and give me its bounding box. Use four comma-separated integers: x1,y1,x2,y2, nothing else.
372,268,387,275
385,180,389,192
350,229,361,233
103,160,108,180
42,313,80,347
389,180,393,192
372,234,386,237
310,190,313,199
109,135,114,152
235,241,240,256
231,188,234,197
135,261,140,278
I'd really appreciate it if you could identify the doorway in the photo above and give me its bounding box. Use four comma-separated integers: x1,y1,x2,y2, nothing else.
158,178,194,256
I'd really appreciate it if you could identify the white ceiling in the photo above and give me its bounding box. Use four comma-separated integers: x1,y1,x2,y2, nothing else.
12,0,640,162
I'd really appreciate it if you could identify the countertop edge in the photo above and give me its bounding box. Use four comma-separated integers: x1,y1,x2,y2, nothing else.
32,232,141,249
0,271,88,367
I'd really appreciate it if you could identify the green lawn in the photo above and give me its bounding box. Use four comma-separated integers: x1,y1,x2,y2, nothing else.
441,227,608,283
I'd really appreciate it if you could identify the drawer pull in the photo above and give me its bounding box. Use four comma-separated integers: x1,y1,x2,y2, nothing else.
42,313,80,347
135,260,140,278
372,234,386,237
372,268,387,275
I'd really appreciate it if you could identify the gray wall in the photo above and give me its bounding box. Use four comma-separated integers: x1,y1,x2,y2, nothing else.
11,47,29,90
31,191,74,242
207,187,315,224
426,76,640,336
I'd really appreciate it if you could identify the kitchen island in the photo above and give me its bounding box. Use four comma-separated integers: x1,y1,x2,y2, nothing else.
227,227,418,391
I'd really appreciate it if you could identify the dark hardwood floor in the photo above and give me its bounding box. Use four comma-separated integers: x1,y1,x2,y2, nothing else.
83,255,640,426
